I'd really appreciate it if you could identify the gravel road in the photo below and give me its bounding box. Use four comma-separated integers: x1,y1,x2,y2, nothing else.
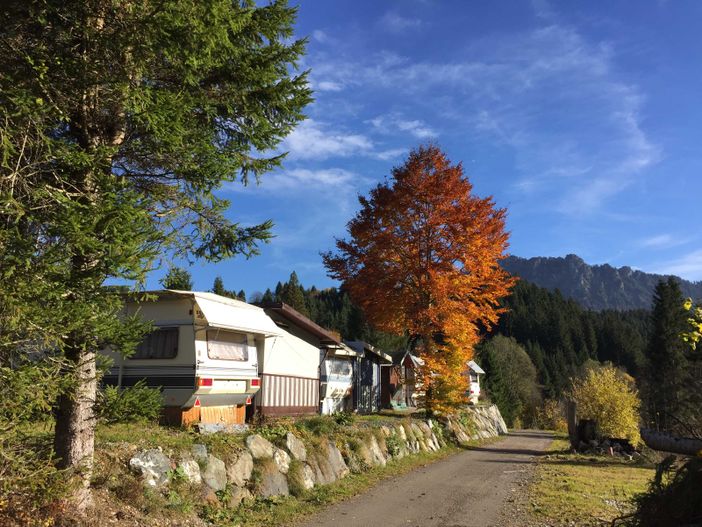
295,430,553,527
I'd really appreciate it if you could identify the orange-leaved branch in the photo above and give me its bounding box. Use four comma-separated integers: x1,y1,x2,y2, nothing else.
323,144,516,413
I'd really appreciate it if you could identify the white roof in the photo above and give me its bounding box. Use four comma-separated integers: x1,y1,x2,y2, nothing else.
169,290,283,336
467,360,485,374
345,340,393,363
408,353,425,367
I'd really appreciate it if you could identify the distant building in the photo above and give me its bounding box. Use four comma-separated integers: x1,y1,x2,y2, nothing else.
381,350,425,410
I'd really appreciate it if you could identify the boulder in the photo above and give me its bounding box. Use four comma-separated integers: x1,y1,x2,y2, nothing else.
129,449,173,487
273,448,291,474
178,458,202,485
286,432,307,462
202,455,227,491
227,486,252,508
246,434,274,459
258,462,289,497
301,463,316,490
192,443,208,461
200,486,219,506
326,441,350,479
395,424,407,441
308,450,336,485
227,451,253,487
380,426,391,437
367,435,387,466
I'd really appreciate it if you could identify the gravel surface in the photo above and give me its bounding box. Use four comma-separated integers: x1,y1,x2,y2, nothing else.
295,430,553,527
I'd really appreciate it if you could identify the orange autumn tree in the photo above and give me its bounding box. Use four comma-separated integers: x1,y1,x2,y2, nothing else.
323,145,515,412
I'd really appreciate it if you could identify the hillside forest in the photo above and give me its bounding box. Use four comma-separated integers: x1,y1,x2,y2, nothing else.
214,269,698,433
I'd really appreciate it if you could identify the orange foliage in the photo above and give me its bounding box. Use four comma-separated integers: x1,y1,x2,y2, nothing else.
323,145,515,412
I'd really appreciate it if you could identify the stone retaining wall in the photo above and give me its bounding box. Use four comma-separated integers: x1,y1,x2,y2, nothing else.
128,404,507,506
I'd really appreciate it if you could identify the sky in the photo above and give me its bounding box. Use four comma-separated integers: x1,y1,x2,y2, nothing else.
150,0,702,297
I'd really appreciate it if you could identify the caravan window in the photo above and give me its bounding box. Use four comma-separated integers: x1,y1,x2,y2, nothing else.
207,330,249,361
133,327,179,359
328,358,352,377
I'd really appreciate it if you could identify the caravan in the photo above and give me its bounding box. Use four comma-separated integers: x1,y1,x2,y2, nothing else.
102,290,281,426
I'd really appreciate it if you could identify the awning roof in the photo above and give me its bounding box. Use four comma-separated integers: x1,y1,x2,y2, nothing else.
168,290,283,337
467,360,485,374
344,340,392,363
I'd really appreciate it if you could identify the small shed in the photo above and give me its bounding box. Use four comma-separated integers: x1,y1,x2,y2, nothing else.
345,341,392,414
381,350,425,410
466,360,485,404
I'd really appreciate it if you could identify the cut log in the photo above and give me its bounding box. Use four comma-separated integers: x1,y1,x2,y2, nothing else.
640,428,702,456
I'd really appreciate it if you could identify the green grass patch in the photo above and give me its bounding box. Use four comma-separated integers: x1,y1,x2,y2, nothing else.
528,437,655,526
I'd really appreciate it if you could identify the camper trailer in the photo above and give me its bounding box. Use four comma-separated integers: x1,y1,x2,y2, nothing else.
319,341,359,415
102,290,281,426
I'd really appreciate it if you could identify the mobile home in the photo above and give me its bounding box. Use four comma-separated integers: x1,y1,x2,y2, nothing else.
102,290,281,427
255,302,336,417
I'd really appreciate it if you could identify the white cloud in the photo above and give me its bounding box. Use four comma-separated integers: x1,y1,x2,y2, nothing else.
653,250,702,280
316,80,344,92
369,114,436,139
263,167,357,191
372,148,407,161
283,119,373,160
639,234,690,250
380,12,423,33
312,30,331,43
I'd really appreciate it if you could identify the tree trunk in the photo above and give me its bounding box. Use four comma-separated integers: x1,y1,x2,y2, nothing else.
54,347,97,511
641,428,702,456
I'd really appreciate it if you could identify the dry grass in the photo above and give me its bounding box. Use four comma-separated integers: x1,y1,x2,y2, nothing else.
528,437,655,526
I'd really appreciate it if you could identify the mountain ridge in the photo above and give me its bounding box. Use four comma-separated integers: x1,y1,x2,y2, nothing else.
501,254,702,310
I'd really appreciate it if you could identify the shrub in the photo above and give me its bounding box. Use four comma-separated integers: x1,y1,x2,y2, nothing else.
569,363,641,445
624,457,702,527
96,379,163,423
534,399,568,432
296,415,338,436
333,411,354,426
385,434,402,457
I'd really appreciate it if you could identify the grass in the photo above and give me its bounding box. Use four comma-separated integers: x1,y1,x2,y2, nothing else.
201,444,461,526
528,436,655,526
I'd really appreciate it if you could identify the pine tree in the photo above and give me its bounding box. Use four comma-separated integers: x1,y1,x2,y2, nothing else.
237,290,246,302
212,276,226,296
643,279,690,432
0,0,309,508
280,271,309,316
160,267,193,290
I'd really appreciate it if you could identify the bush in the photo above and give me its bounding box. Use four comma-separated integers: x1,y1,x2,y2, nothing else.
623,457,702,527
569,363,641,445
0,364,73,526
96,380,163,423
534,399,568,432
296,415,338,436
333,411,354,426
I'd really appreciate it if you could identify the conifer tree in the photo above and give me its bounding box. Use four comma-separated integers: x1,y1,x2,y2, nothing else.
643,279,690,432
212,276,227,296
280,271,309,316
160,267,193,290
0,0,309,508
237,289,247,302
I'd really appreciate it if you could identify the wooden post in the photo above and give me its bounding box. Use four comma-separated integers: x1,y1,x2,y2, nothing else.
566,400,578,449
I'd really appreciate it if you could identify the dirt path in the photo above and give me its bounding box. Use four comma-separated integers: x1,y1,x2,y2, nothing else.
295,430,553,527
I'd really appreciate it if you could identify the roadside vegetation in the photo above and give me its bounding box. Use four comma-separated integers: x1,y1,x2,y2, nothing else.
528,436,655,526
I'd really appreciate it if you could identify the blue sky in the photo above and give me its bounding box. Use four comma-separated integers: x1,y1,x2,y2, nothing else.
151,0,702,297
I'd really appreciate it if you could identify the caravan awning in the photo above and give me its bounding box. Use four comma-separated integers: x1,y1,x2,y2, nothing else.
170,291,283,337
